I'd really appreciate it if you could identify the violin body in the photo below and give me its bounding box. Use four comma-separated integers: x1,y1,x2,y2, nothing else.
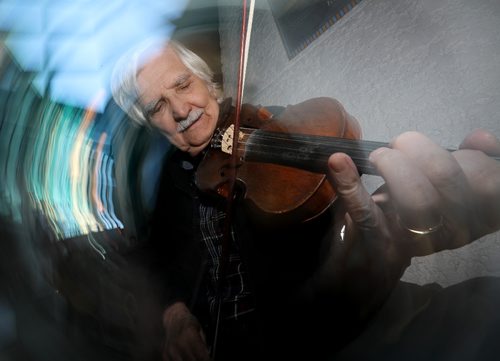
195,97,362,226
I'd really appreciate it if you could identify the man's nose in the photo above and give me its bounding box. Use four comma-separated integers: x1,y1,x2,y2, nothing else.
171,97,190,120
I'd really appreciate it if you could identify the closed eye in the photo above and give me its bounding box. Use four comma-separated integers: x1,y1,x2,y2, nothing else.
148,99,167,117
177,81,191,91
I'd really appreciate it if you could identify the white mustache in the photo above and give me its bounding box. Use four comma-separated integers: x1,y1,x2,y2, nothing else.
177,108,204,132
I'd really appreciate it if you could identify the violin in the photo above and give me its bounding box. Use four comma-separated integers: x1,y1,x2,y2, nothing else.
195,97,382,226
196,97,500,227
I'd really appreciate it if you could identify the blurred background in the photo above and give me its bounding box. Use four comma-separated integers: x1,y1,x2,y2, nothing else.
1,0,500,360
0,0,220,360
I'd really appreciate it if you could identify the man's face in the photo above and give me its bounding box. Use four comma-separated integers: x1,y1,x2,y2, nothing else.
136,46,220,156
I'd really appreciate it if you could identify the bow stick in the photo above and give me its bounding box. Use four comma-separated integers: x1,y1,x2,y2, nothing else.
210,0,255,359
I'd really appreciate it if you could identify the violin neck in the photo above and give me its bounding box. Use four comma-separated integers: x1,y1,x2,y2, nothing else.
244,130,388,176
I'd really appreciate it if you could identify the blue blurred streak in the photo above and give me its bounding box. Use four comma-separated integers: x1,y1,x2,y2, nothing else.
0,2,44,33
1,0,187,111
0,1,188,359
0,0,185,237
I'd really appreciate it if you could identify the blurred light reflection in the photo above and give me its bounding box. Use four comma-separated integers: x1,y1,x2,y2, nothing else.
0,1,189,358
0,0,184,239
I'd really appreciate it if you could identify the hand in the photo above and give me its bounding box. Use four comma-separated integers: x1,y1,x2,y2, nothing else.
367,130,500,254
162,302,210,361
455,129,500,236
319,130,500,315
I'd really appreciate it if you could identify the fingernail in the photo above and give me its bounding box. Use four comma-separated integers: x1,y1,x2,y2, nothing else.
329,154,358,185
369,147,389,163
330,154,354,173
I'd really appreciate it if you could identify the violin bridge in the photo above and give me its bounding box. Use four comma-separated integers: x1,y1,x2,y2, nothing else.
221,124,244,155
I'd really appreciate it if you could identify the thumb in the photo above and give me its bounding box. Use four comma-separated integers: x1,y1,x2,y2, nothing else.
327,152,381,230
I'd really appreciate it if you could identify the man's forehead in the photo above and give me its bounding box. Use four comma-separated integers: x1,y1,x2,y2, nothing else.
137,48,193,107
137,48,190,94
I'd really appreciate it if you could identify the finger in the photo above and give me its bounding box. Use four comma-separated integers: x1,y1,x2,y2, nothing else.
369,145,442,230
391,132,473,230
327,152,385,233
327,154,413,299
453,149,500,235
459,129,500,156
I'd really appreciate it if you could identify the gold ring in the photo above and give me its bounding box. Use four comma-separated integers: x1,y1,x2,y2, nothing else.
399,216,444,236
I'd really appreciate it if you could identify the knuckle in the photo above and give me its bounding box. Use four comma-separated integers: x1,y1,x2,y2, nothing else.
477,169,500,200
351,204,378,228
338,177,362,196
426,156,463,186
344,191,379,228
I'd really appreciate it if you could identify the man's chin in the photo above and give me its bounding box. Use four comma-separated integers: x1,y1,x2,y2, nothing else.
185,140,210,156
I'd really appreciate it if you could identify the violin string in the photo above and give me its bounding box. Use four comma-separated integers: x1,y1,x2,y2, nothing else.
213,127,381,174
238,127,387,150
235,127,386,157
237,145,375,164
218,131,380,162
216,127,500,169
239,147,375,164
227,140,376,174
235,131,500,163
237,139,382,156
237,146,377,175
235,141,376,157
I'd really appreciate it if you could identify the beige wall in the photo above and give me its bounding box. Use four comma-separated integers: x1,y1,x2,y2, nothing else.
218,0,500,286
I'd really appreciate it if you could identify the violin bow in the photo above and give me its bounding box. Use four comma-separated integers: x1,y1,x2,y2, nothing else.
210,0,255,359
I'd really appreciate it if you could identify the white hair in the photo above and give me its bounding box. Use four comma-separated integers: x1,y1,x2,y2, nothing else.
111,38,221,128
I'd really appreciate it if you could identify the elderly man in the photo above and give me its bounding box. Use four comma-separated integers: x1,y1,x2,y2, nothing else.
112,39,500,361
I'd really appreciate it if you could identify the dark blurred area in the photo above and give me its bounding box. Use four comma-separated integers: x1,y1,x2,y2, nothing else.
0,0,221,360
